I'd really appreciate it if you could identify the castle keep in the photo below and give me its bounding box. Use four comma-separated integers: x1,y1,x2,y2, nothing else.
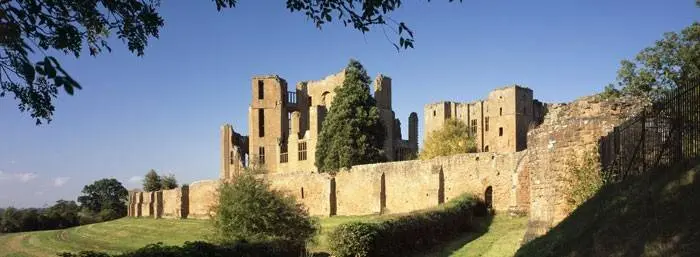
220,69,418,180
424,86,545,152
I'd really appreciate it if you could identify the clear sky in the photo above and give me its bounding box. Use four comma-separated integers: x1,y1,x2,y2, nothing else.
0,0,697,208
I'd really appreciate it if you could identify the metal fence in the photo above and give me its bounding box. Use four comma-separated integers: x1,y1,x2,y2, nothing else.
599,81,700,183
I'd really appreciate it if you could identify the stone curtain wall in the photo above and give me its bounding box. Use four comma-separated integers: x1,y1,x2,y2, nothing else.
127,151,529,219
263,171,334,216
128,180,217,219
264,151,527,216
523,95,646,241
161,188,183,219
187,180,220,219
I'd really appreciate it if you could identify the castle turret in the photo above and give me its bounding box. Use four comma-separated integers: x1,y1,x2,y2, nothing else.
374,75,392,110
249,75,288,172
408,112,418,151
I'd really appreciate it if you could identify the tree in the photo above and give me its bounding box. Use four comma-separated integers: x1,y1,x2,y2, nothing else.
44,200,80,229
315,59,386,173
1,0,164,124
212,170,318,245
604,22,700,99
0,207,21,232
420,119,476,160
2,0,460,125
160,174,178,190
142,169,161,192
77,178,128,221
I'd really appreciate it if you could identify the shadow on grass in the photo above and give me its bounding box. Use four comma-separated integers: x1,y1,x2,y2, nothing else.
517,159,700,257
411,214,495,257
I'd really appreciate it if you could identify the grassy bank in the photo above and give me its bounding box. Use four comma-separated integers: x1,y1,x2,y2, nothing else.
516,162,700,257
0,212,527,257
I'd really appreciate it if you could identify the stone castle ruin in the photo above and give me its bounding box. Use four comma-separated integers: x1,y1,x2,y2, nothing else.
424,86,546,153
127,66,645,240
220,69,419,181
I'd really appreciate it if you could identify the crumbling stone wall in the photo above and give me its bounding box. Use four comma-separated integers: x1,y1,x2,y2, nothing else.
140,192,154,217
161,188,183,219
524,95,646,241
262,171,334,216
128,151,529,219
187,180,219,219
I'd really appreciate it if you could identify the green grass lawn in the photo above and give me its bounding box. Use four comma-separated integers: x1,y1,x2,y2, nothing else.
0,215,385,257
0,214,526,257
0,218,212,257
415,215,528,257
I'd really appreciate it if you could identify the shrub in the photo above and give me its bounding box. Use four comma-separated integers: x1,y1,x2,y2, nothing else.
58,240,304,257
420,119,477,160
564,148,604,210
328,194,480,257
211,171,318,246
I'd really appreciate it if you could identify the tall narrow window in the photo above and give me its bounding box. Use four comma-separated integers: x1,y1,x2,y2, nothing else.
258,109,265,137
470,119,477,136
485,117,489,132
499,127,503,136
301,187,305,199
257,80,264,99
288,112,292,132
280,143,288,163
298,142,307,161
433,110,436,116
308,96,312,106
258,147,265,164
499,107,503,116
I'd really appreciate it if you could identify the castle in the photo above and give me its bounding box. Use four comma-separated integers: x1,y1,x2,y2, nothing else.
220,69,419,181
127,65,643,241
424,86,545,153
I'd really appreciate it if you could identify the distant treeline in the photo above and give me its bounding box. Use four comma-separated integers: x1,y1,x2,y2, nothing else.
1,178,130,233
0,200,81,233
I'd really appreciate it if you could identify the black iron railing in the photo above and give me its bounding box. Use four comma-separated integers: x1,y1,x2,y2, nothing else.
599,81,700,183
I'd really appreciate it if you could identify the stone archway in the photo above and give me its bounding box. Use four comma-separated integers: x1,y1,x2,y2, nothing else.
485,186,493,210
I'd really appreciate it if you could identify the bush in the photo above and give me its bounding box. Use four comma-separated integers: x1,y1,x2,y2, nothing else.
564,148,604,210
58,240,304,257
420,119,477,160
328,195,480,257
212,172,318,246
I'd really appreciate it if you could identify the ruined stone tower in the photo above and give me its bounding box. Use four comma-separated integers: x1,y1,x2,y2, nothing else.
221,68,418,176
423,86,544,153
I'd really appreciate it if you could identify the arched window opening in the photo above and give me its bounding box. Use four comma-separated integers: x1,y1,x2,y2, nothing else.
485,186,493,210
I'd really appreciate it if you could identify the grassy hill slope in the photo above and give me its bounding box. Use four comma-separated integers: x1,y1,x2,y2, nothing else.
0,218,210,257
516,161,700,257
0,207,527,257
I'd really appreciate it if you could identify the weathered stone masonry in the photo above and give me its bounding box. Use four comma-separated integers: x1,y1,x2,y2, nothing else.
522,95,646,241
129,151,530,218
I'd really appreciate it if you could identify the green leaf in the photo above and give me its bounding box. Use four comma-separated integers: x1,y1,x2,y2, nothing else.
54,77,64,88
22,61,35,85
44,57,56,78
64,83,74,95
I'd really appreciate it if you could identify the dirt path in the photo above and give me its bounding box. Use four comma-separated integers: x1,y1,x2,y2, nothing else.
2,233,52,257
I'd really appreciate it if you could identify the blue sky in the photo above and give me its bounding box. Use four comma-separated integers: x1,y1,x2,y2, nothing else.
0,0,697,208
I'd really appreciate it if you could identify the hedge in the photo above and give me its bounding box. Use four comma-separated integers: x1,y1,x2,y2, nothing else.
57,240,304,257
328,194,483,257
